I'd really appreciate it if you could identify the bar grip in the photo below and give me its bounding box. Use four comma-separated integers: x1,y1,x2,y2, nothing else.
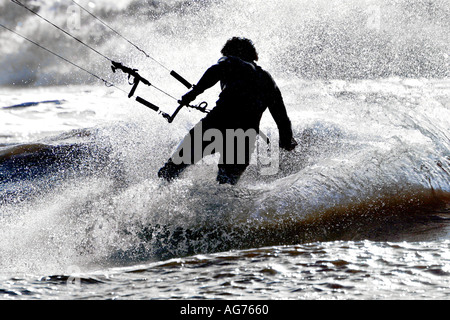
136,96,159,112
170,70,192,89
129,79,139,98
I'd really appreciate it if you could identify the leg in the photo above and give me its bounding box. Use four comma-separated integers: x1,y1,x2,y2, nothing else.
158,120,211,182
216,128,257,185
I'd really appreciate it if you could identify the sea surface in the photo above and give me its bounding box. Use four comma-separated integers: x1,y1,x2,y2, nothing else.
0,0,449,300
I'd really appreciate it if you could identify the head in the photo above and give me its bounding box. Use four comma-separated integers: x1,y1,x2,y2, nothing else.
221,37,258,62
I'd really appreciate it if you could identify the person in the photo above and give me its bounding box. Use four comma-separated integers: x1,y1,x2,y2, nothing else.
158,37,297,185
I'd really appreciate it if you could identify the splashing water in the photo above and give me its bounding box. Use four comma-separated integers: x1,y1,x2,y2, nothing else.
0,0,449,299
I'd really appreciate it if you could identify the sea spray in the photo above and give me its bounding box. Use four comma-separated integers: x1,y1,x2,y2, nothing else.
1,0,448,86
0,0,449,273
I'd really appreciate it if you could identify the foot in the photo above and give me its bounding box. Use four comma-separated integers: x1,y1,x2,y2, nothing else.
158,159,188,182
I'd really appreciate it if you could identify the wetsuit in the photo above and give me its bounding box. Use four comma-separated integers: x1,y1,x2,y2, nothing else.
158,56,296,184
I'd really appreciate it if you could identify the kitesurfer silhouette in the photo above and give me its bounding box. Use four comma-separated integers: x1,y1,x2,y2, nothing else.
158,37,297,185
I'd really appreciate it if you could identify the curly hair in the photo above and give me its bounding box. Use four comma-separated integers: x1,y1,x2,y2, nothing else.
221,37,258,62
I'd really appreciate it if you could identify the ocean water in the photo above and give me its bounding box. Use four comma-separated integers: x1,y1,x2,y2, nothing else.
0,0,449,301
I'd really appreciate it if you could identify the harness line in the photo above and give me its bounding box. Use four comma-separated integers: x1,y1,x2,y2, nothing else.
6,0,209,122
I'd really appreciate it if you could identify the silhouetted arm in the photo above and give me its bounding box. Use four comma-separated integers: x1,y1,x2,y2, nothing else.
267,84,297,150
194,64,222,93
180,63,222,104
